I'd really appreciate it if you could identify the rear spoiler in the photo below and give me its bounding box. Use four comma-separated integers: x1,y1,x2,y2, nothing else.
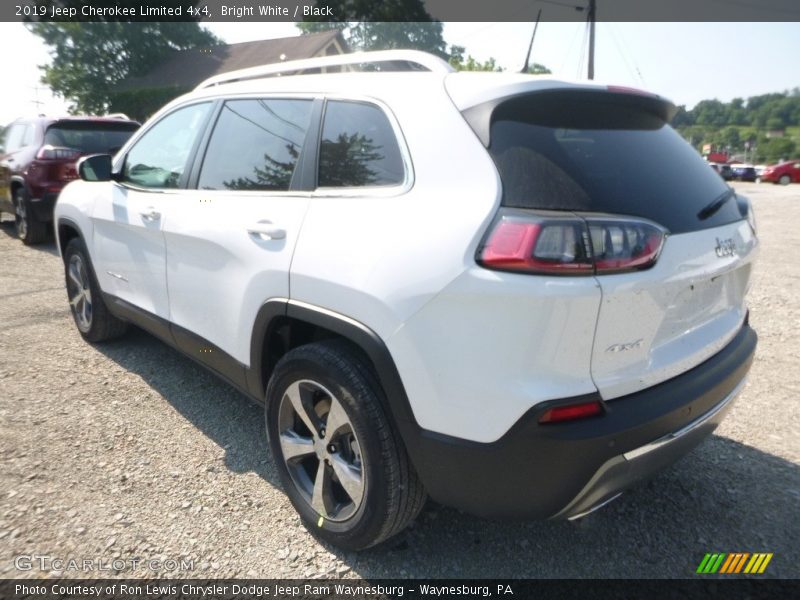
462,88,677,147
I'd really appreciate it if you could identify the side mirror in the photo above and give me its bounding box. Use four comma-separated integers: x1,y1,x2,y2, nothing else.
78,154,114,182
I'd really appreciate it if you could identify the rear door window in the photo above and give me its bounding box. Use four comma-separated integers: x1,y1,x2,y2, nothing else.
486,92,742,233
317,101,404,188
198,98,313,191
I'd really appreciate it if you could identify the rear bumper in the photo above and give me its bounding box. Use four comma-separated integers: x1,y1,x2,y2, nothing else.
29,191,59,222
404,323,757,519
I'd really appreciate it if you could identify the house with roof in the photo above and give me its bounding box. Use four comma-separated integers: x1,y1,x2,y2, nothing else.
112,31,347,120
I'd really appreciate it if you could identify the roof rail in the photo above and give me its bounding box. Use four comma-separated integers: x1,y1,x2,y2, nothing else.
195,49,454,90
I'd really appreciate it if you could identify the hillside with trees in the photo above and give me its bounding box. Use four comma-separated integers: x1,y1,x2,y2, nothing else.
672,89,800,163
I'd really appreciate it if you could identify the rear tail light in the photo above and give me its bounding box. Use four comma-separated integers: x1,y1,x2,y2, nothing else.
539,400,604,424
36,145,81,160
478,210,666,276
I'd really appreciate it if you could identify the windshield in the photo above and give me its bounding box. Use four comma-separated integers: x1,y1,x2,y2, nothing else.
486,92,742,233
44,121,139,155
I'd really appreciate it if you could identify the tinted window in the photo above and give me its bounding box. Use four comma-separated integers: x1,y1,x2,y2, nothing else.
318,101,404,188
45,122,138,154
487,92,742,234
123,103,211,189
198,98,313,191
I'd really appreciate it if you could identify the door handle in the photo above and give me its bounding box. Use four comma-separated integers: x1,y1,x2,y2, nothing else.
140,207,161,222
247,220,286,240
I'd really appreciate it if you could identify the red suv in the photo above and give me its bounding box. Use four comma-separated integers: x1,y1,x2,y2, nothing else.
0,116,139,244
760,160,800,185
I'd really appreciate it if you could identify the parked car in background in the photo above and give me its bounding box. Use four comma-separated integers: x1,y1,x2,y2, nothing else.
718,164,735,181
731,164,757,182
760,160,800,185
0,115,139,244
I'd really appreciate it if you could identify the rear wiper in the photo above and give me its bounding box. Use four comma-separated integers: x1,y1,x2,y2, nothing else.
697,188,735,220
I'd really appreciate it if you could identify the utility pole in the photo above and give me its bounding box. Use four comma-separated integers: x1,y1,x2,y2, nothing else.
522,9,543,73
587,0,596,80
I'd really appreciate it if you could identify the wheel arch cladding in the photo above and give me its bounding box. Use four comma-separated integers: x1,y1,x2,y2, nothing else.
251,301,421,445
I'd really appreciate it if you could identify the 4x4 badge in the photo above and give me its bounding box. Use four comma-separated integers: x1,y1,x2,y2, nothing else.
606,339,643,353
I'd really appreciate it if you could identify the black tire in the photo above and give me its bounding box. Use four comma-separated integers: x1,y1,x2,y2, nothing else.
14,187,47,245
779,174,791,186
63,237,128,342
266,340,425,550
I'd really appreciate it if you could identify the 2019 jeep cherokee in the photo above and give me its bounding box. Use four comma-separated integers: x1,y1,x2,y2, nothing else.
54,50,757,550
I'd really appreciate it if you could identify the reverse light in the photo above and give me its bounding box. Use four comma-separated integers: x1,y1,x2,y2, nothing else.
36,145,81,160
588,219,666,274
539,400,604,424
478,211,666,275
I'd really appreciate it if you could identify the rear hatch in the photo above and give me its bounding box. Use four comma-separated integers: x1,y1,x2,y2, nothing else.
464,87,757,400
33,120,140,183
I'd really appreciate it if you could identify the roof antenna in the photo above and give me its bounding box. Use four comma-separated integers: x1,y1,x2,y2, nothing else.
521,8,543,73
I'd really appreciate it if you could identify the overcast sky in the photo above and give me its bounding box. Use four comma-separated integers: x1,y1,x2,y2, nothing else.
1,21,798,125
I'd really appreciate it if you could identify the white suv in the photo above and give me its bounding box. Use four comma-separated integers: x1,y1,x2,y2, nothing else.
55,50,758,550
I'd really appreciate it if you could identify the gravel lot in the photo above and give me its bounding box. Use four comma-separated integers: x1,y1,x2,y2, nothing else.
0,181,798,579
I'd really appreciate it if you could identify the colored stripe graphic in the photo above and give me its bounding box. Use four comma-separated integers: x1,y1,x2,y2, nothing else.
758,553,773,574
719,554,736,574
698,552,773,574
697,554,713,573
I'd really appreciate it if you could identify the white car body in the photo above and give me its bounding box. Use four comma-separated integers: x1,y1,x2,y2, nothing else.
55,51,758,533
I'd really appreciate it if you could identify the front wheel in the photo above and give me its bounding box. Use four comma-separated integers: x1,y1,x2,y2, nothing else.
266,341,425,550
779,174,791,185
63,237,128,342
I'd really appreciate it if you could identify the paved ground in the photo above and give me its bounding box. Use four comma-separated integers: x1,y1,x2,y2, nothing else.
0,181,798,579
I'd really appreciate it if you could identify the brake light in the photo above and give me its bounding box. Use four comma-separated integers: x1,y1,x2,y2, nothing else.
539,400,603,424
479,218,593,274
36,145,81,160
478,211,666,275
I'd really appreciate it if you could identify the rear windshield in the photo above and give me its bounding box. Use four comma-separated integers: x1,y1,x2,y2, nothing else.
44,121,139,155
486,92,742,233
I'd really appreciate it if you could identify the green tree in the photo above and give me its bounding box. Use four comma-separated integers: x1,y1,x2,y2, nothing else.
29,21,221,115
298,1,447,57
759,137,796,163
448,45,503,72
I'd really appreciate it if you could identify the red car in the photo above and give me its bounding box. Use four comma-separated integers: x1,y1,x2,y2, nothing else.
760,160,800,185
0,116,139,244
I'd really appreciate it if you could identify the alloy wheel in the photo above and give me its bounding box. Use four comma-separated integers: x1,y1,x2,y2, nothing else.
14,197,28,240
67,254,93,332
277,379,365,522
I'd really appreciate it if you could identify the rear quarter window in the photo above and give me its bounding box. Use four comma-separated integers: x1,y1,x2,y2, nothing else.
317,100,404,188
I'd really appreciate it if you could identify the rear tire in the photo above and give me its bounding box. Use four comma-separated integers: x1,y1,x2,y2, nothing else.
266,340,425,550
63,237,128,342
779,174,791,185
14,187,47,245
